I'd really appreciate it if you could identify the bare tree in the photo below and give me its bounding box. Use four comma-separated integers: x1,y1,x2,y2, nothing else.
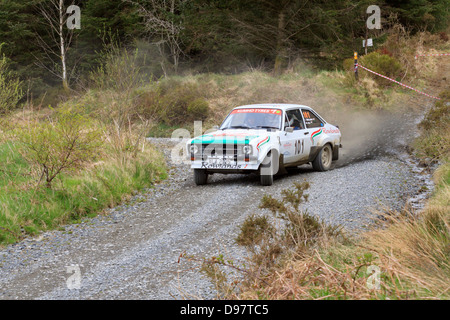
34,0,79,91
124,0,186,74
228,0,312,75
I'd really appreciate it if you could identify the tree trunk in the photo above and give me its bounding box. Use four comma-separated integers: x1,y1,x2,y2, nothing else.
59,0,69,91
273,11,287,75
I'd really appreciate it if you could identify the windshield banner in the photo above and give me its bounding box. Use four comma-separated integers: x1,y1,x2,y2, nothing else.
231,108,282,115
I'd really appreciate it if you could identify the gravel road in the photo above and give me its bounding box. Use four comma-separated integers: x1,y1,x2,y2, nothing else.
0,123,432,300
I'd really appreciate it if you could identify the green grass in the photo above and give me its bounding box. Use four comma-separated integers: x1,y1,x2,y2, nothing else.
0,141,167,246
147,122,185,138
0,142,30,188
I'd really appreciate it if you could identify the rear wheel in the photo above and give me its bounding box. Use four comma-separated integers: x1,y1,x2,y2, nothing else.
312,144,333,172
194,169,208,185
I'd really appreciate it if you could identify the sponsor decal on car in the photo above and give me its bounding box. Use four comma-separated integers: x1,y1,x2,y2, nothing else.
256,136,270,152
231,108,282,115
322,128,340,134
201,161,243,169
310,128,323,144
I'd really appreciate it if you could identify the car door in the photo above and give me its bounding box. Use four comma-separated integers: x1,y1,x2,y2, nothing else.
301,108,325,150
280,108,310,164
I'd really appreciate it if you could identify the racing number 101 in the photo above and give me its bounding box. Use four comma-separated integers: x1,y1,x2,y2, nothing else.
294,139,304,155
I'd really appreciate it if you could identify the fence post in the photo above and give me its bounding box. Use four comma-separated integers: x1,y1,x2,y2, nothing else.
354,51,359,81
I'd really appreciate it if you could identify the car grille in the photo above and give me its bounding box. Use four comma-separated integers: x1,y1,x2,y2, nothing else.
195,143,251,161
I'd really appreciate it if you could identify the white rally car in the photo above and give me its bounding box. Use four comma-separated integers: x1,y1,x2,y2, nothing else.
187,104,341,186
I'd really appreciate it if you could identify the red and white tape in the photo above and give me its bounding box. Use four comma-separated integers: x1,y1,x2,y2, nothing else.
356,63,441,100
415,53,450,59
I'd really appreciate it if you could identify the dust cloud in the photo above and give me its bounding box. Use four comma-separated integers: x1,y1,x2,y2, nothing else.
328,109,422,167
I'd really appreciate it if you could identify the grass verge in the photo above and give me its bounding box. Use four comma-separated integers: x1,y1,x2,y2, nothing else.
0,117,167,246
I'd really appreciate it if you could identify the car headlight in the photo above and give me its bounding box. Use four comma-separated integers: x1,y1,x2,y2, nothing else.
189,144,199,154
242,145,252,155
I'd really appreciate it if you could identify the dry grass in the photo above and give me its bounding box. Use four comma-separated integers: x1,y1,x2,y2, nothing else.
218,200,449,300
195,160,449,300
363,206,449,297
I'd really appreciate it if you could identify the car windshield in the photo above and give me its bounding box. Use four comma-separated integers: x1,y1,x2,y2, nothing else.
220,108,283,130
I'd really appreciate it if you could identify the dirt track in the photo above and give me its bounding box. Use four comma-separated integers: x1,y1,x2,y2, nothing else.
0,134,427,299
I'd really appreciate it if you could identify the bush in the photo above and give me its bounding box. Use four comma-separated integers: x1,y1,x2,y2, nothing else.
342,57,355,72
235,181,342,269
359,52,403,87
13,106,103,188
159,82,209,124
187,98,209,121
136,80,209,126
89,43,144,92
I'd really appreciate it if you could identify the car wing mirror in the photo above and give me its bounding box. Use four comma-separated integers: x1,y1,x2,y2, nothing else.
285,127,294,133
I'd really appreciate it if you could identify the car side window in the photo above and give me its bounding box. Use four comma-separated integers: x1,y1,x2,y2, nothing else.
301,109,323,128
285,109,305,130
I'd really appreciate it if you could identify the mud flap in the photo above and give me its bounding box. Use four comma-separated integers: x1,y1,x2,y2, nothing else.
308,146,321,162
260,150,280,176
277,154,288,175
332,145,339,161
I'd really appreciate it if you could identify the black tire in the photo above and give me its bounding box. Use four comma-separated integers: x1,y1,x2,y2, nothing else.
260,172,273,186
194,169,208,185
259,151,278,186
312,144,333,172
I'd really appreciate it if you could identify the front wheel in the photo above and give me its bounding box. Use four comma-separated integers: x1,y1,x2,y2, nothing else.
194,169,208,185
260,151,279,186
260,173,273,186
312,144,333,172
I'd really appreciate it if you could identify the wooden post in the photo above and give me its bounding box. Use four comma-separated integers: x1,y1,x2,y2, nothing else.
354,51,358,81
364,23,368,55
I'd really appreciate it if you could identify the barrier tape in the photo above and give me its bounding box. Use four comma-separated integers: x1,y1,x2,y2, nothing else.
356,63,441,100
415,53,450,59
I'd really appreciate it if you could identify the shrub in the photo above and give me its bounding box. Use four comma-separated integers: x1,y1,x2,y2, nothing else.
235,214,273,247
234,181,342,269
160,82,209,124
13,106,103,188
89,43,144,92
342,57,355,72
136,81,209,126
359,52,403,87
187,98,209,121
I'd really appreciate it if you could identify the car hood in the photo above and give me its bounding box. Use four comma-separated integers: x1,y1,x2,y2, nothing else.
189,129,274,145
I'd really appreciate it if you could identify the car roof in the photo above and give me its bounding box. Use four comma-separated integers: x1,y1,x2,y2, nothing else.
233,104,313,111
